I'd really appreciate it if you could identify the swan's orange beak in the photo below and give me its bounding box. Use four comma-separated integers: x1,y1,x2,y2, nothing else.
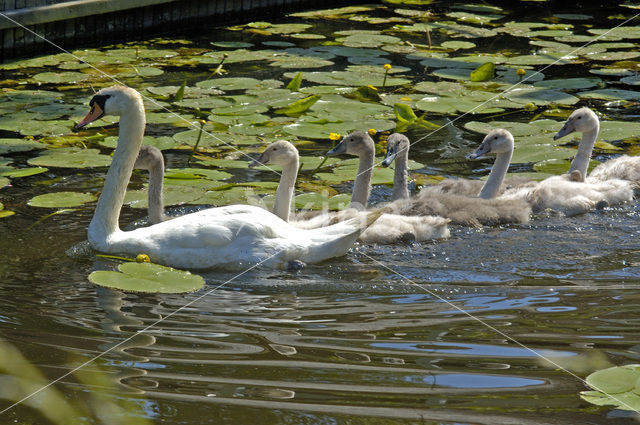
76,103,104,129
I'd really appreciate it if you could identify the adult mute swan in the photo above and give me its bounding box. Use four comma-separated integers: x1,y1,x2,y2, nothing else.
555,107,640,183
249,138,450,244
78,85,379,270
482,129,636,215
382,132,532,227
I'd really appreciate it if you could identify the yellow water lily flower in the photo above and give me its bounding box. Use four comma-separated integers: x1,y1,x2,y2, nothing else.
368,128,377,136
329,132,341,141
384,63,392,71
367,84,378,91
516,68,526,76
136,254,151,263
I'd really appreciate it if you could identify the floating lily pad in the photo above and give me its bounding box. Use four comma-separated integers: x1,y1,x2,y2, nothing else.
196,77,283,91
533,77,602,90
294,192,351,210
28,148,113,168
89,262,204,293
578,89,640,101
292,70,410,87
28,191,96,208
32,71,89,84
101,136,178,150
211,41,254,48
0,166,47,178
0,138,45,154
580,365,640,411
504,86,580,105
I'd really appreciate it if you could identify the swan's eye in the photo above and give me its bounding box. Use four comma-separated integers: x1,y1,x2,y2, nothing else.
273,147,277,151
577,116,582,119
493,136,498,140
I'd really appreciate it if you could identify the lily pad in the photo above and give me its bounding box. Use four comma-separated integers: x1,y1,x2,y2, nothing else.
0,138,46,154
32,71,89,84
580,365,640,411
28,148,112,168
89,262,204,293
28,191,96,208
196,77,283,91
533,77,602,90
294,192,351,210
579,89,640,101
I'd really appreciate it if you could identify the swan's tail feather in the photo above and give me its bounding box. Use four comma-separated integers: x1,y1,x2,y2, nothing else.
301,210,382,263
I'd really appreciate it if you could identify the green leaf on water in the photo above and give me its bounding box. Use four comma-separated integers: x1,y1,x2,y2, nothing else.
28,191,97,208
394,103,418,123
27,148,112,168
286,72,303,91
173,80,186,102
89,262,204,293
469,62,495,82
274,95,320,116
580,365,640,412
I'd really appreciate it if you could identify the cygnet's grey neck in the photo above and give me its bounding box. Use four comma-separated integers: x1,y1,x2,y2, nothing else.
273,157,298,222
568,124,599,182
478,149,512,199
351,146,374,210
147,159,166,225
89,100,146,244
391,146,410,201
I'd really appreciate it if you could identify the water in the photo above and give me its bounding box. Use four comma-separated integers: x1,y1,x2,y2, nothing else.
2,1,640,424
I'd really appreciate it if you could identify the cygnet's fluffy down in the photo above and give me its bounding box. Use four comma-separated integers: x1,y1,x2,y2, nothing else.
588,156,640,183
387,194,531,228
292,207,450,243
502,174,636,216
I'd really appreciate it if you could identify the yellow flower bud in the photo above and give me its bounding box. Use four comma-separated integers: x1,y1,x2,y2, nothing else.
368,128,377,136
198,119,207,125
136,254,151,263
329,132,341,141
516,68,526,76
383,63,392,71
524,103,536,111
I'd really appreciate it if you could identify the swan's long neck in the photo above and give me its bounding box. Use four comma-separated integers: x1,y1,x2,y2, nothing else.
568,124,599,180
147,160,165,225
89,101,146,245
351,149,373,210
392,146,409,201
273,157,298,222
478,150,512,199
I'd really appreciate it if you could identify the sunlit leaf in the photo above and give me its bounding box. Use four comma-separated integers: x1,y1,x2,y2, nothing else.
89,262,204,293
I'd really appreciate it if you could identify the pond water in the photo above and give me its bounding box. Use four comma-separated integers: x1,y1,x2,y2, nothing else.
2,1,640,424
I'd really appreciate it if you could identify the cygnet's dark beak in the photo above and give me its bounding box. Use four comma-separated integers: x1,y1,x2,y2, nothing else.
467,143,490,160
326,140,347,156
248,152,267,168
554,121,575,140
381,148,396,167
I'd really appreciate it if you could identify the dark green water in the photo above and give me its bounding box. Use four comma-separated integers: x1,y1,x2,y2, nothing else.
2,1,640,424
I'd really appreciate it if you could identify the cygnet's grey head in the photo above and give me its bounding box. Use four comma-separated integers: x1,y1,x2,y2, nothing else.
382,133,410,167
249,140,298,168
553,107,599,140
77,85,140,128
326,131,375,157
468,129,514,160
134,145,164,171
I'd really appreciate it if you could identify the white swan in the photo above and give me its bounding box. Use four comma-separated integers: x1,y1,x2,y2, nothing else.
250,136,450,243
78,85,379,270
482,129,636,216
382,132,532,227
133,145,167,225
555,106,640,183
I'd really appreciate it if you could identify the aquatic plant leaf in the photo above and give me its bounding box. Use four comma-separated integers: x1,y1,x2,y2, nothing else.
533,77,602,90
196,77,283,91
275,95,320,116
101,135,179,151
0,177,9,188
469,62,495,82
27,148,112,168
0,167,47,178
294,193,352,210
32,71,89,84
504,87,579,105
89,262,204,293
578,89,640,101
441,41,476,50
211,41,254,48
28,191,96,208
394,103,417,122
0,138,45,154
286,72,303,91
293,70,410,87
579,365,640,411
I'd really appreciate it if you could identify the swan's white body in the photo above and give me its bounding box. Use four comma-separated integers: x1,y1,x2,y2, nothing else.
81,86,374,270
555,107,640,184
251,136,449,243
